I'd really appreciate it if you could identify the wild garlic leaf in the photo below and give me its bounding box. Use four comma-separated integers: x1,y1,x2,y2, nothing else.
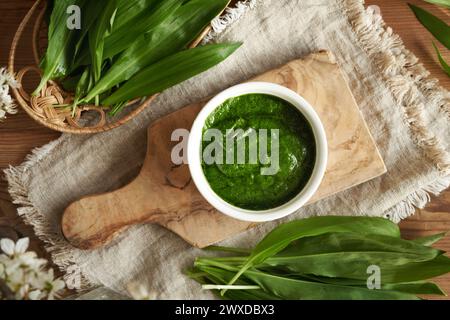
303,275,445,296
88,0,117,105
279,232,443,257
412,231,447,246
245,270,419,300
89,0,117,79
424,0,450,8
263,252,439,280
73,1,105,58
432,42,450,76
373,255,450,283
409,4,450,49
195,264,419,300
73,67,92,109
61,74,82,92
224,266,419,300
34,0,86,95
382,281,446,296
276,255,450,284
101,43,241,106
114,0,161,30
103,0,182,60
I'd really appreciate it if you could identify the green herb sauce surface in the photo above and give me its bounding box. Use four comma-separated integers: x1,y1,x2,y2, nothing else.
201,94,316,210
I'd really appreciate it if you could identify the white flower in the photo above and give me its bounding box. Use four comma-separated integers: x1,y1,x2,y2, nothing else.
28,267,65,300
1,238,29,257
18,252,47,271
0,67,19,121
0,238,16,256
127,282,157,300
0,68,19,88
28,290,43,300
0,237,66,300
17,284,30,300
46,278,65,300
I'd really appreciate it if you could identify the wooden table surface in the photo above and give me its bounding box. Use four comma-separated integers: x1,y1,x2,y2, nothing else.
0,0,449,299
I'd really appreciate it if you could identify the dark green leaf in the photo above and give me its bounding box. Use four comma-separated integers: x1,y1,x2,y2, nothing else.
114,0,161,30
408,3,450,49
102,43,241,105
280,232,443,256
382,281,446,296
243,270,419,300
266,252,438,279
61,74,82,92
73,1,105,58
72,0,180,69
88,0,117,105
73,67,92,109
192,266,282,300
379,255,450,283
301,275,445,295
195,262,418,300
285,255,450,284
432,42,450,77
103,0,182,60
89,0,117,82
202,232,443,281
34,0,86,95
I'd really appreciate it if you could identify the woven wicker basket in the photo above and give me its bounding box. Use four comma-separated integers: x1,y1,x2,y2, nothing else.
9,0,217,134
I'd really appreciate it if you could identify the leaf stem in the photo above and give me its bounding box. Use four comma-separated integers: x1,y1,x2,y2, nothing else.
202,284,260,291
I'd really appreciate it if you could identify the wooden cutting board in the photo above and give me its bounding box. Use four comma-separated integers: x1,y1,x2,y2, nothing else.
62,51,387,250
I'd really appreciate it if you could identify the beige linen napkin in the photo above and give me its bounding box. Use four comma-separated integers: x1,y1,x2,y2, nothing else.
5,0,450,299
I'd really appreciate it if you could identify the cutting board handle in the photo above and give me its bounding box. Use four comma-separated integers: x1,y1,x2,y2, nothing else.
62,175,149,249
62,166,194,249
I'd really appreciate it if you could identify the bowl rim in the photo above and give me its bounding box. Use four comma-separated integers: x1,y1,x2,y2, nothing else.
187,82,328,222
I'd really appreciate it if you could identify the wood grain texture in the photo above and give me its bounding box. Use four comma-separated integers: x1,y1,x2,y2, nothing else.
365,0,450,301
62,51,387,250
0,0,449,299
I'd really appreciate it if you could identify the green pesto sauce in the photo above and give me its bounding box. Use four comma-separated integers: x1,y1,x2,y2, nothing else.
201,94,316,210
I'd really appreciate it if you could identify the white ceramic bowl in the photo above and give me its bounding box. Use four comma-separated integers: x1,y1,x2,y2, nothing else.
188,82,327,222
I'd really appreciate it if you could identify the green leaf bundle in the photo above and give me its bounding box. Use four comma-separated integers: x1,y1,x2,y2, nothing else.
189,216,450,300
85,0,231,102
35,0,238,116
